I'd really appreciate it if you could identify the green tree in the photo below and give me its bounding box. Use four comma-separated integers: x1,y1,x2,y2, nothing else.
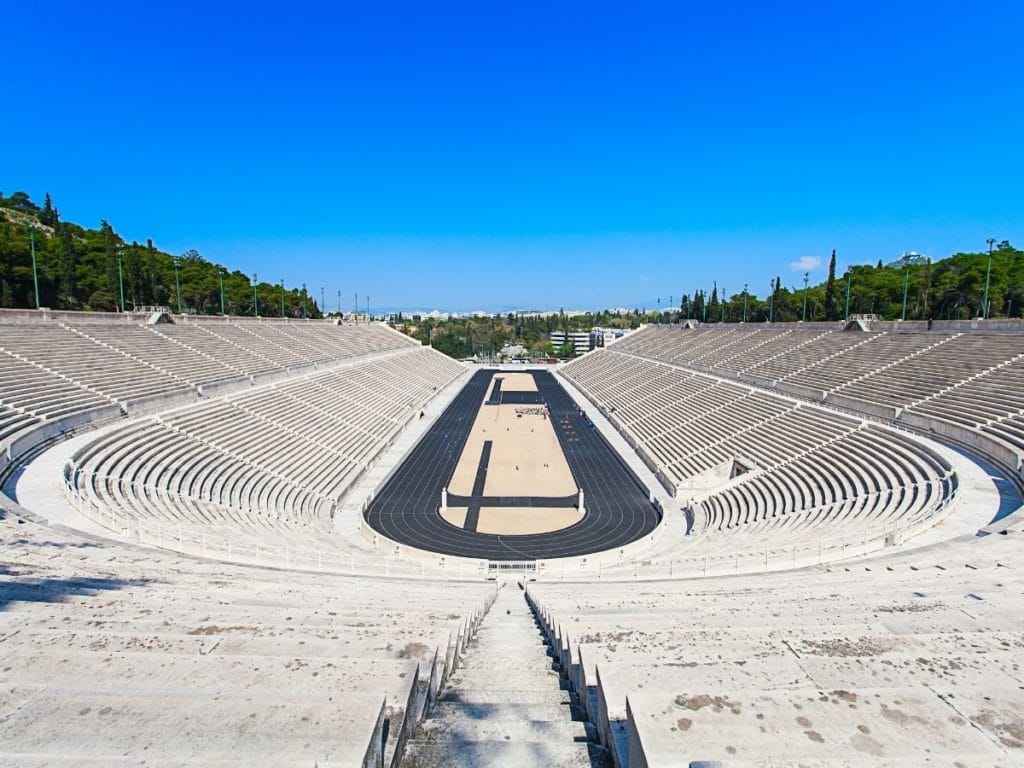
40,193,59,227
824,249,838,320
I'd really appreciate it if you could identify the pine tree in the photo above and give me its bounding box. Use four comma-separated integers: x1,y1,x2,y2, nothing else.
40,193,59,227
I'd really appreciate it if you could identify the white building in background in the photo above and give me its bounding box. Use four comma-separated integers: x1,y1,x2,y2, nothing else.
593,327,629,347
550,331,592,356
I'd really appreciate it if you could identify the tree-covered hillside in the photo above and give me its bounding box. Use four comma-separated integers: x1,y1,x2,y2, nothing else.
2,189,1019,324
0,191,322,317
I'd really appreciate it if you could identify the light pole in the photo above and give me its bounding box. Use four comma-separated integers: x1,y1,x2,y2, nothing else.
280,279,285,317
321,286,325,316
302,283,307,318
29,227,41,309
174,255,182,314
118,253,125,312
768,280,774,323
219,270,226,315
702,290,708,323
901,256,911,320
337,289,341,315
253,273,259,317
721,286,726,323
844,268,852,321
742,283,748,323
983,238,996,319
802,272,809,322
355,292,358,322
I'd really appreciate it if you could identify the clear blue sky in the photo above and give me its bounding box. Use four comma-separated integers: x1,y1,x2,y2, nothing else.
4,1,1021,312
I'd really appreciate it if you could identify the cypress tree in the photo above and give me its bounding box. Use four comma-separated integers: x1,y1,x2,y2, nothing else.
824,249,838,320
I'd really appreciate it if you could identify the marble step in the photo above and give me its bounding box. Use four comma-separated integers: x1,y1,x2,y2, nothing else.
401,738,600,768
437,687,573,705
414,716,594,742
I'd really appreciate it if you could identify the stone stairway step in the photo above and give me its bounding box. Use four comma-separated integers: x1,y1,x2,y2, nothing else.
427,700,585,722
401,738,599,768
415,717,593,742
451,663,560,680
438,687,573,705
399,587,601,768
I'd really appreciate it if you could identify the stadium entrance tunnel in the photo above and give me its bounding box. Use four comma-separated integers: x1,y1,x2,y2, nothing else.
362,369,662,561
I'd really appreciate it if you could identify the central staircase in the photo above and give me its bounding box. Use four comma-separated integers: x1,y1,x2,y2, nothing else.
401,584,609,767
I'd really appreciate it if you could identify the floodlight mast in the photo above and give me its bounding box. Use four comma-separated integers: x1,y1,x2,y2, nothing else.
30,227,40,309
983,238,996,319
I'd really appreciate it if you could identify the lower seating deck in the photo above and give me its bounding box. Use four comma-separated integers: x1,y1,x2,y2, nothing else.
562,348,956,553
65,346,465,568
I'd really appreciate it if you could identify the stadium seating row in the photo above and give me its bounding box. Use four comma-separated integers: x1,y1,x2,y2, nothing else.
608,324,1024,459
526,523,1024,767
561,346,957,554
64,347,465,571
0,496,497,767
0,318,415,428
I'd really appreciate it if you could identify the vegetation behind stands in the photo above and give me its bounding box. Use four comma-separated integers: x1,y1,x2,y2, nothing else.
0,191,322,317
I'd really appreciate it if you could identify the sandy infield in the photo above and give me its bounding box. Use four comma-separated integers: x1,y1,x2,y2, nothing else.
448,378,576,499
494,372,539,392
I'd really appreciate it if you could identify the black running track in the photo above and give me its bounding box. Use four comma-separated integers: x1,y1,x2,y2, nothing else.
363,369,661,560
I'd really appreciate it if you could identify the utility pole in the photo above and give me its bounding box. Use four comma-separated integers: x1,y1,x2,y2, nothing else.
802,272,809,322
118,254,125,312
901,257,910,320
174,255,182,314
29,227,41,309
844,269,852,321
983,238,996,319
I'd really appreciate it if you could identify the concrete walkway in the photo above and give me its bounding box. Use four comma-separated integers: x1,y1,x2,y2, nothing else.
402,584,609,767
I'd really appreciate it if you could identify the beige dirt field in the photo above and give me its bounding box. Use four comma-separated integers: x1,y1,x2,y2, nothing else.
494,372,539,392
439,506,582,535
439,506,468,528
447,378,576,499
475,506,582,534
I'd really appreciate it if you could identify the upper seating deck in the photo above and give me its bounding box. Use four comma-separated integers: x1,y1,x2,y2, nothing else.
0,317,420,442
605,324,1024,460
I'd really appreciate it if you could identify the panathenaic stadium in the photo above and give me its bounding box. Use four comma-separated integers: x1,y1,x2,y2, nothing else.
1,309,1022,767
